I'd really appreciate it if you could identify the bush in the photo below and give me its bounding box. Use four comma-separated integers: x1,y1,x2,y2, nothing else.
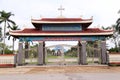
109,47,119,53
5,48,13,54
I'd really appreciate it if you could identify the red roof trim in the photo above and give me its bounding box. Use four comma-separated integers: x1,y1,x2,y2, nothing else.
0,64,15,67
0,54,15,56
10,28,113,34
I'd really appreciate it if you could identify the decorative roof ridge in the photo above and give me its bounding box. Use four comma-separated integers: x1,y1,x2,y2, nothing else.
9,29,23,32
9,28,36,32
86,28,113,32
31,17,93,21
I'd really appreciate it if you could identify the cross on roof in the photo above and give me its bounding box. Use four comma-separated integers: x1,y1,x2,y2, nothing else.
58,5,65,17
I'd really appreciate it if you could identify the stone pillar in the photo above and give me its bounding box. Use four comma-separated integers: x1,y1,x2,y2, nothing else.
25,41,29,59
78,41,81,65
17,42,23,66
14,54,17,67
101,41,108,64
43,41,46,65
61,46,65,65
45,47,47,64
78,41,87,65
38,41,45,65
81,41,87,65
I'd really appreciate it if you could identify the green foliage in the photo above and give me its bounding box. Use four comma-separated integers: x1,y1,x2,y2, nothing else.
47,55,59,59
28,49,38,58
24,43,38,58
112,10,120,52
102,10,120,52
4,48,13,54
0,43,13,54
65,47,77,57
108,47,119,53
116,15,120,34
0,10,16,54
47,49,55,56
0,27,2,41
0,10,15,25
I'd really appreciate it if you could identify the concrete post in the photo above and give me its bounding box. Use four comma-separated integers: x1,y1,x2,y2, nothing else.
25,41,29,59
61,46,65,65
80,41,87,65
43,41,46,65
101,41,108,64
45,47,47,64
14,54,17,67
78,41,81,65
78,41,87,65
18,42,23,66
38,41,45,65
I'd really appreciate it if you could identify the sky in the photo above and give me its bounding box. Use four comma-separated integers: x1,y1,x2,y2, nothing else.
0,0,120,49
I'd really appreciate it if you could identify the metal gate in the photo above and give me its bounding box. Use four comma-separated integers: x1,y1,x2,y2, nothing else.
23,42,38,65
46,44,78,65
86,41,101,64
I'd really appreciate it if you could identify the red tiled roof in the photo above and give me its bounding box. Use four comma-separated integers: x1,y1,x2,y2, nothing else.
31,18,93,29
9,28,113,36
31,18,93,24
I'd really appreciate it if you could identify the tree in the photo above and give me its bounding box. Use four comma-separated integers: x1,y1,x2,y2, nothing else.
7,25,19,53
116,10,120,34
106,10,120,52
111,25,119,52
102,25,120,52
0,10,16,54
111,10,120,52
65,47,77,57
0,43,13,54
0,27,2,41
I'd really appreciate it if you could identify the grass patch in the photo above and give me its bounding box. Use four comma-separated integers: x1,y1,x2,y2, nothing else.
47,55,77,59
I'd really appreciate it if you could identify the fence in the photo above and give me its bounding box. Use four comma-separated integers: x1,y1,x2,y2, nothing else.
109,53,120,65
0,54,16,67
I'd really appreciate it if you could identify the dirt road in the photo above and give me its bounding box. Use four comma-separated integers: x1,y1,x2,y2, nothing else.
0,66,120,80
0,65,120,74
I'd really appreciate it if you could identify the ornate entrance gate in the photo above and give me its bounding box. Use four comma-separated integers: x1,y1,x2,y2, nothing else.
9,16,113,66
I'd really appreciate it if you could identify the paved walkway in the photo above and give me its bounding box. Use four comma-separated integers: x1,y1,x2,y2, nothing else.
0,73,120,80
